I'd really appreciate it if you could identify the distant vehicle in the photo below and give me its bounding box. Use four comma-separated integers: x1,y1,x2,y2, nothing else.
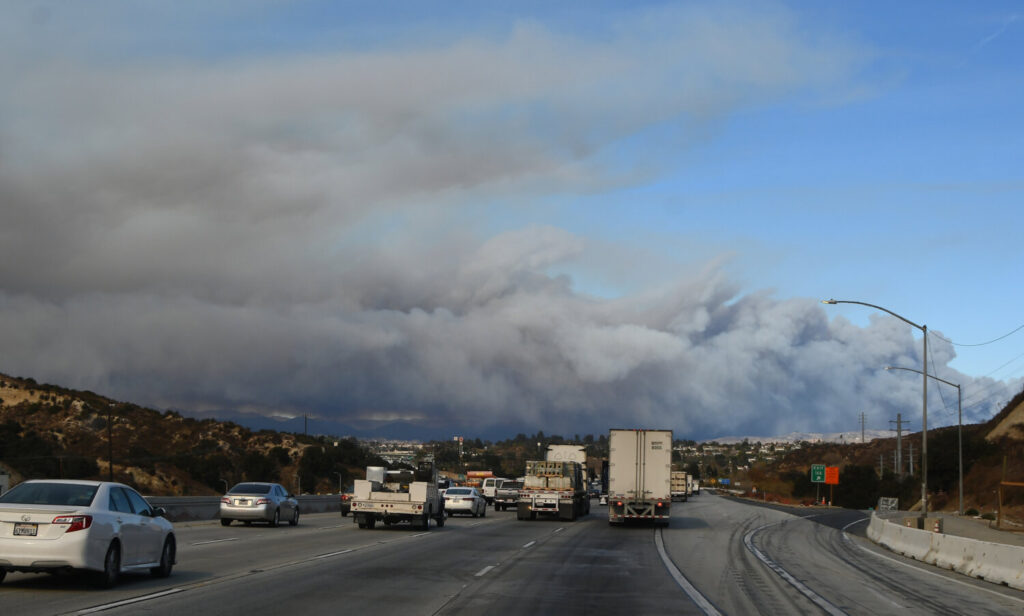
444,487,486,517
340,491,353,516
493,479,522,511
671,471,689,502
608,429,672,526
0,479,176,588
437,478,452,498
481,476,509,504
220,482,299,527
546,444,589,488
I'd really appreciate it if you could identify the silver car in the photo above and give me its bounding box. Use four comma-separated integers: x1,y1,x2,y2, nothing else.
0,480,176,588
220,482,299,527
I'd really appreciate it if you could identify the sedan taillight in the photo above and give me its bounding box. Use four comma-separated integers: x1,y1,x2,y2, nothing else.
53,515,93,532
256,498,270,505
221,497,231,504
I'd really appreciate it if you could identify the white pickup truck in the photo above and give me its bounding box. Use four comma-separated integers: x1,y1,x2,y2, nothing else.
350,461,445,530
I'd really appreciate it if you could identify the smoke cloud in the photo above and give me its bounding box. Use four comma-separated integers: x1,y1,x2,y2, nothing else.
1,4,1018,439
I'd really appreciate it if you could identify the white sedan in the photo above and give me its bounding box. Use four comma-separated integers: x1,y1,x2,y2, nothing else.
0,479,176,588
443,487,487,517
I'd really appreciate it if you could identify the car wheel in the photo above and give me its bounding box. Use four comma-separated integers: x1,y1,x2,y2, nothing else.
150,536,175,578
91,542,120,589
436,511,445,527
270,509,280,527
220,518,232,527
481,505,486,518
341,509,348,517
0,569,6,584
290,508,299,526
244,520,252,526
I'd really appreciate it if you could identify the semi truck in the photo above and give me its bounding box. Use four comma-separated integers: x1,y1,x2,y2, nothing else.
350,461,444,530
671,471,689,502
608,429,672,525
546,444,589,484
517,460,589,521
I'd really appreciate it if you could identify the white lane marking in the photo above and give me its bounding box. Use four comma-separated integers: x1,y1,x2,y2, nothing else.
522,540,536,549
318,524,346,529
75,588,186,614
744,522,848,616
190,538,238,546
553,527,564,533
655,528,723,616
475,565,496,577
313,549,353,560
842,517,869,532
844,531,1024,606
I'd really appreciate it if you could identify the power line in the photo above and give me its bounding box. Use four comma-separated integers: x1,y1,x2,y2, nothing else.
929,323,1024,347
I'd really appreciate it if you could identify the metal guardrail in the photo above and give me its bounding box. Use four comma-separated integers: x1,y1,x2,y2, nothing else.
145,495,341,523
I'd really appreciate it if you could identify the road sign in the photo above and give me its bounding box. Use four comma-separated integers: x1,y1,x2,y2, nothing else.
825,466,839,485
811,464,825,483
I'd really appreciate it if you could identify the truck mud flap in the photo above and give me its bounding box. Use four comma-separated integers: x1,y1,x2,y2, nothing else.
559,502,577,521
517,502,535,521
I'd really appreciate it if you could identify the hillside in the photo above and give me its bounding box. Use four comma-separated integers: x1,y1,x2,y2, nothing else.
0,373,381,495
731,392,1024,523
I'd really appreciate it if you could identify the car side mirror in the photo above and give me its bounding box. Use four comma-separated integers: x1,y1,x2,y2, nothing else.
153,507,167,518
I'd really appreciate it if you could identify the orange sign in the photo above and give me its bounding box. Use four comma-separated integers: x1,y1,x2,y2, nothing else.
825,466,839,485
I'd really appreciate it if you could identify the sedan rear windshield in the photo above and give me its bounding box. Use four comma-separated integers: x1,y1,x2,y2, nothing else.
0,482,99,506
446,488,472,495
229,483,272,494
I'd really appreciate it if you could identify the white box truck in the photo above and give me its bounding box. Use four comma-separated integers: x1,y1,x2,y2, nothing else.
608,429,672,525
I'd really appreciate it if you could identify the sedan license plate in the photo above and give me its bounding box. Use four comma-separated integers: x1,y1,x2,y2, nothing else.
237,499,250,505
14,523,38,536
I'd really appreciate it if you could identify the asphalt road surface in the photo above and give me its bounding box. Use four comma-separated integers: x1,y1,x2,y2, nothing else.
2,493,1023,615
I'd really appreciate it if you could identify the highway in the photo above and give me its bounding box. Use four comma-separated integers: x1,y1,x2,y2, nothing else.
2,493,1022,615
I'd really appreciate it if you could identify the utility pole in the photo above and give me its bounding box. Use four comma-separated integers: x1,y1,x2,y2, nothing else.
909,442,914,477
890,414,909,478
861,412,867,443
879,454,884,478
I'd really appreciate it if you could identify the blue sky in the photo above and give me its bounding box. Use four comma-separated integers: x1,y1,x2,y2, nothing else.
1,2,1022,440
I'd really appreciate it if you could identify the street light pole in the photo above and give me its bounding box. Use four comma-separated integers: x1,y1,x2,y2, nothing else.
823,299,929,516
886,365,963,515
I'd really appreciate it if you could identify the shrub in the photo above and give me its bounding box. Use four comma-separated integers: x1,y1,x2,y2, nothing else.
965,508,979,517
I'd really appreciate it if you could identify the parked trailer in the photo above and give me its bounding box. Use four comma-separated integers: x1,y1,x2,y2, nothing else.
517,460,588,521
608,429,672,525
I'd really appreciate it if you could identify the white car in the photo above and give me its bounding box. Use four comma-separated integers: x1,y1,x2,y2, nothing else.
0,479,176,588
443,487,487,517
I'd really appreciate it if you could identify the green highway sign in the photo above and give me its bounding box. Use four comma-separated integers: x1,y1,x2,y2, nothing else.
811,464,826,483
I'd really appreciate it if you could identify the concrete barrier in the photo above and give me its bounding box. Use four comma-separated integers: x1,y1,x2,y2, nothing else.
146,495,340,523
867,511,1024,590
